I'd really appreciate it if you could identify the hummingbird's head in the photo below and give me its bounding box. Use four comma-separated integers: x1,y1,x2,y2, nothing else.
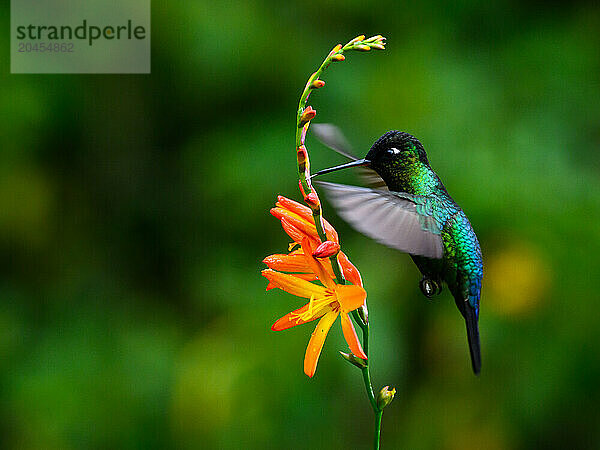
365,131,430,173
310,130,431,183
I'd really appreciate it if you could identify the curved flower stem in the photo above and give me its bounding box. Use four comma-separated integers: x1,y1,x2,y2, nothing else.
295,35,387,450
374,410,383,449
294,34,386,285
352,309,383,449
295,35,385,195
351,310,376,407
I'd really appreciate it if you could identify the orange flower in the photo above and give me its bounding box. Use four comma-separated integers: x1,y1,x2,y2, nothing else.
267,196,362,287
263,238,367,377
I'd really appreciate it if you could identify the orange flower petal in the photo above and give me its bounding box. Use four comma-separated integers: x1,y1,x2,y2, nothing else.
338,252,363,287
301,238,336,290
263,246,336,282
263,253,311,272
262,269,327,299
280,218,304,243
279,212,320,240
340,313,367,360
271,303,328,331
291,273,318,281
280,218,320,245
304,310,338,377
271,207,314,229
276,196,339,243
335,284,367,312
276,196,313,222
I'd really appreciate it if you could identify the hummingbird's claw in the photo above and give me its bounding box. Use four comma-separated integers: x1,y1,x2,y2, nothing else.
420,277,443,299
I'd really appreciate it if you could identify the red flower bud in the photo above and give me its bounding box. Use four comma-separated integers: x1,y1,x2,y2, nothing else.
303,191,320,210
313,240,340,258
311,79,325,89
296,145,308,164
331,53,345,62
298,180,306,197
298,106,317,127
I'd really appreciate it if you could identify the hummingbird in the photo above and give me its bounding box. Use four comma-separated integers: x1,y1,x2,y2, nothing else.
310,124,483,374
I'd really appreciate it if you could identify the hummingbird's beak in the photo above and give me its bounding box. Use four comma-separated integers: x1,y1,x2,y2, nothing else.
311,158,371,178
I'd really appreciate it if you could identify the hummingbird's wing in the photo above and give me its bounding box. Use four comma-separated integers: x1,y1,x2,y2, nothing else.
310,123,357,160
315,181,444,259
311,123,387,190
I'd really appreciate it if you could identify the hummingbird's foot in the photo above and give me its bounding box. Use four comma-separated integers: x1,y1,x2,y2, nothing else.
419,277,441,299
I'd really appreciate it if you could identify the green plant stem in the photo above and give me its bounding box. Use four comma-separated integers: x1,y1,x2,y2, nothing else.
295,35,386,221
352,311,376,406
295,35,387,450
374,409,383,449
351,308,384,449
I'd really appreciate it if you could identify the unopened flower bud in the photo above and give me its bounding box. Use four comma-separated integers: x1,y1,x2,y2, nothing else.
331,53,345,62
371,43,385,50
339,351,367,369
298,180,306,197
331,44,342,53
357,303,369,325
296,145,308,164
356,44,371,51
349,35,366,44
303,191,320,210
313,240,340,258
311,79,325,89
364,35,383,43
298,106,317,127
297,152,311,187
376,386,396,410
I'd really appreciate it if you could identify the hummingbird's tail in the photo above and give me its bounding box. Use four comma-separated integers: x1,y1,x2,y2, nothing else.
463,304,481,375
452,289,481,375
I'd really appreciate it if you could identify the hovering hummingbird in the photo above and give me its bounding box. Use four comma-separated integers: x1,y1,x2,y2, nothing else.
310,124,483,374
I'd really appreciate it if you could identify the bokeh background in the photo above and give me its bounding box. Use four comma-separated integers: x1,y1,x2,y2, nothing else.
1,1,600,449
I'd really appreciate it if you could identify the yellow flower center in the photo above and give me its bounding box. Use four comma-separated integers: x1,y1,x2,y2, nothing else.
290,292,339,323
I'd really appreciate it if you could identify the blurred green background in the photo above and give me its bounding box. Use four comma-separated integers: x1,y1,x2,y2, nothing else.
2,1,600,449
